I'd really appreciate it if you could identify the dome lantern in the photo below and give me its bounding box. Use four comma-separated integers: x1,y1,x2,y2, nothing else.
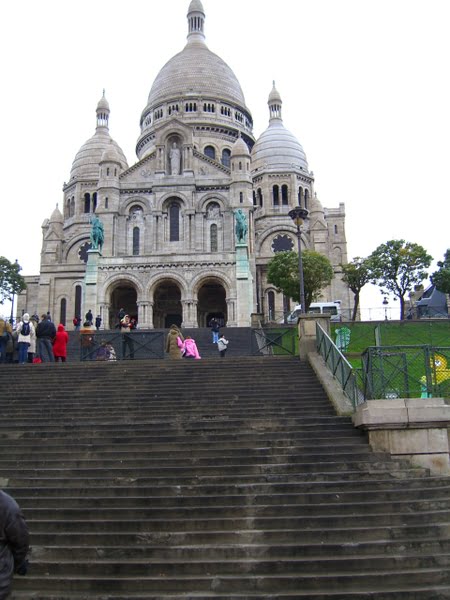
96,90,110,130
187,0,206,45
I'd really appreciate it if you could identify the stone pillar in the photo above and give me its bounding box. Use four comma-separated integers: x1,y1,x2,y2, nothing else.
83,249,101,323
182,299,197,328
298,314,331,360
235,243,253,326
137,301,151,329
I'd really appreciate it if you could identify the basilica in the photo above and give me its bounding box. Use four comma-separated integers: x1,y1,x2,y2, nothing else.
19,0,351,329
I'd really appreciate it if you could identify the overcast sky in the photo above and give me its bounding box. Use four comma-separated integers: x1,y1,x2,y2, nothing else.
1,0,448,318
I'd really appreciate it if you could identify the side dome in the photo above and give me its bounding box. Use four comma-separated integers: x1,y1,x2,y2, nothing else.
49,204,63,224
252,122,308,172
252,83,308,173
70,94,128,180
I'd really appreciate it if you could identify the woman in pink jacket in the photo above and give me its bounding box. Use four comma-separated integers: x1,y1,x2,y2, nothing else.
53,324,69,362
182,336,201,359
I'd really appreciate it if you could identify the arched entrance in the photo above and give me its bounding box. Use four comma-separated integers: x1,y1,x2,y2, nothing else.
153,281,182,328
110,284,138,328
197,279,227,327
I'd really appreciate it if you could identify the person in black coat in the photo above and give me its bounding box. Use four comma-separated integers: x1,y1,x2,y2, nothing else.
0,490,29,599
36,314,56,362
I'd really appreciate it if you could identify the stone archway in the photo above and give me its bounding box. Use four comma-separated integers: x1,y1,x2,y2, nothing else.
110,284,138,329
197,279,227,327
153,280,183,328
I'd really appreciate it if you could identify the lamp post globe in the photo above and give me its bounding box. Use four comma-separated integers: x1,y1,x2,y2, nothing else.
288,207,309,315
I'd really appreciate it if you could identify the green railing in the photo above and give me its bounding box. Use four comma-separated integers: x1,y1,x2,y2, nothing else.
316,323,361,408
361,345,450,400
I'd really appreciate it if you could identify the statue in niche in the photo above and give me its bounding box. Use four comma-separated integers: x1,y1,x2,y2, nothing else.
90,215,104,252
169,142,181,175
234,209,247,244
207,204,220,219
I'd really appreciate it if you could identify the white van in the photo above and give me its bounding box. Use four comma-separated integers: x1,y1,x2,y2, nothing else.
283,301,341,324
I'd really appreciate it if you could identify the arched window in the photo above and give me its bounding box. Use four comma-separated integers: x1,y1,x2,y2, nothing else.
238,161,242,170
239,192,243,204
298,187,303,206
334,224,338,234
221,148,231,167
304,189,309,210
74,285,82,320
70,197,75,217
268,291,275,321
204,145,216,160
133,227,140,255
60,298,67,326
92,192,97,212
105,197,108,209
169,203,180,241
84,193,90,213
257,188,263,207
253,191,257,206
273,185,280,206
210,224,218,252
281,185,288,206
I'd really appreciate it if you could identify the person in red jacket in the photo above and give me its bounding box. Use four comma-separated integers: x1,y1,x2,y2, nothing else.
53,324,69,362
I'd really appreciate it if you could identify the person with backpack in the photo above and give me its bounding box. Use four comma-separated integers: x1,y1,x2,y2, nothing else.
36,314,56,363
15,313,35,364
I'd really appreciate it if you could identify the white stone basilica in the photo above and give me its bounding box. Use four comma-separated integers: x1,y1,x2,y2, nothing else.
19,0,351,329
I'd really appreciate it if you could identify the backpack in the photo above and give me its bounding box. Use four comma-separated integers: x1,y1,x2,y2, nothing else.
21,322,31,336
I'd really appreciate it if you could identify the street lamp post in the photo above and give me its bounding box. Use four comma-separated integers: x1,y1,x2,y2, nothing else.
383,295,389,321
288,207,309,314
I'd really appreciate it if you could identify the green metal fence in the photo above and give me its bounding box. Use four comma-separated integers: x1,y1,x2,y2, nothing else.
361,345,450,400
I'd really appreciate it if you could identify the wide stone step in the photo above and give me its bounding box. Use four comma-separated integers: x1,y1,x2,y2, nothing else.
23,522,450,545
23,499,450,520
14,487,450,508
12,568,450,594
29,539,450,560
21,553,450,576
10,589,450,599
8,477,442,498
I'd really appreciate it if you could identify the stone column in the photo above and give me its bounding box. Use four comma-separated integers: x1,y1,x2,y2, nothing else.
99,302,109,330
226,298,236,326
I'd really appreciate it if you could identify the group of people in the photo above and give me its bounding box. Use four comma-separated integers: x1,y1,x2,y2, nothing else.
209,318,229,357
166,325,202,359
165,319,229,359
73,310,101,331
0,313,69,364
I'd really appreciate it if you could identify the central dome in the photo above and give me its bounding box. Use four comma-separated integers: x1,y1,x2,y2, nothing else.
147,44,246,108
144,0,247,112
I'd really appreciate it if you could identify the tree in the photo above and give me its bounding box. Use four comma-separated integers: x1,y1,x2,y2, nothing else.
0,257,26,306
368,240,432,320
431,249,450,294
341,257,372,322
267,250,334,312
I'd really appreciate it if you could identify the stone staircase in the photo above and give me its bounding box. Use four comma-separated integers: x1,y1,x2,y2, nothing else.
0,356,449,599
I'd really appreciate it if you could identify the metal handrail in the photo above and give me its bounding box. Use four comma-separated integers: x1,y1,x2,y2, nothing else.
316,322,361,408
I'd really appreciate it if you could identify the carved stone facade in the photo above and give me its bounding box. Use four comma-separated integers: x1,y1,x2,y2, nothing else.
18,0,352,329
